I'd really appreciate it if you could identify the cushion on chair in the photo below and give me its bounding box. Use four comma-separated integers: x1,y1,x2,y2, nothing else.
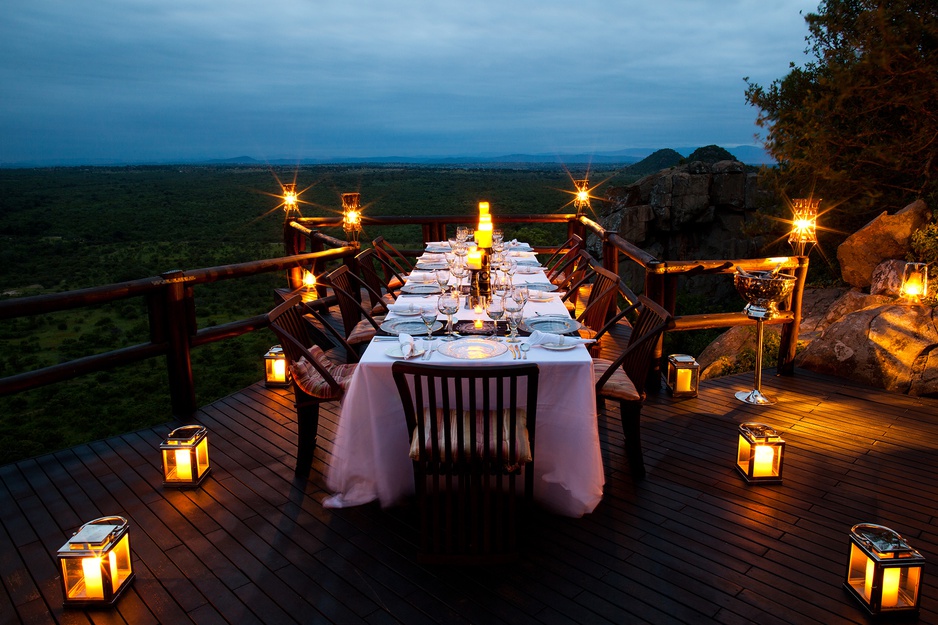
347,316,384,345
410,408,532,467
593,358,640,401
371,293,395,316
291,346,356,399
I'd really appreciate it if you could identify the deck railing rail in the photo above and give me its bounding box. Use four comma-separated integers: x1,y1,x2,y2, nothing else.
0,213,805,419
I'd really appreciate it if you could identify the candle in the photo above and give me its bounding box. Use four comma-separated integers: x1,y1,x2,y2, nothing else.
478,201,489,216
864,560,901,606
467,249,482,270
752,445,775,477
175,448,192,481
81,557,104,599
676,368,692,393
272,359,287,383
476,222,493,248
474,305,484,329
904,275,923,296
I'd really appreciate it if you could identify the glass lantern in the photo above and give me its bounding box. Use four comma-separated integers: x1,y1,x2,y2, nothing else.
264,345,292,388
735,422,785,484
160,425,211,488
900,262,928,302
788,197,819,256
57,516,134,607
574,178,590,215
844,523,924,616
341,192,363,245
666,354,700,398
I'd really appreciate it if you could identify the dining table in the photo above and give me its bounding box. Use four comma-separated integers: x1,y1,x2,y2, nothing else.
323,241,604,517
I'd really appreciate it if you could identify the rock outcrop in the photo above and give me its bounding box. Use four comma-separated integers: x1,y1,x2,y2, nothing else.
836,199,931,287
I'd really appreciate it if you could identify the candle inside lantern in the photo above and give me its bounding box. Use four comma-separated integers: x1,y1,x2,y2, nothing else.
752,445,775,477
864,560,902,607
467,249,482,270
81,557,105,599
174,448,192,481
474,305,484,329
676,368,692,393
303,271,316,290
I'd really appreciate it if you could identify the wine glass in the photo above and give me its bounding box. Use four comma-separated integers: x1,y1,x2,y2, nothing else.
435,269,450,291
502,258,517,288
493,229,504,245
450,262,468,300
437,291,460,340
511,284,528,308
420,309,438,341
505,308,524,344
456,226,468,243
485,295,504,341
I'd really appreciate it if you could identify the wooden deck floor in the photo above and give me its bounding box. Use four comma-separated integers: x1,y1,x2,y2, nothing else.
3,365,938,624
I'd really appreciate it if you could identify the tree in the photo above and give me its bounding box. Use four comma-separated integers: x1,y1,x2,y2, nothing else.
745,0,938,230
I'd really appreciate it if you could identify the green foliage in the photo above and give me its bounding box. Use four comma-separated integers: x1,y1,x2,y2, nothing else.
625,149,685,177
0,164,627,466
683,145,737,164
745,0,938,231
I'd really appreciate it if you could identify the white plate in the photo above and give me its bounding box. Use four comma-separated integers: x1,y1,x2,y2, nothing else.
380,318,444,335
515,266,542,275
425,245,450,253
414,261,448,271
522,282,558,292
400,284,442,295
389,308,423,317
520,315,581,334
385,344,426,359
538,342,578,351
527,292,555,303
436,338,509,360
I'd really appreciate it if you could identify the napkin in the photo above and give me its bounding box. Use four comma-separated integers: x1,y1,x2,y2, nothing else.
399,333,416,358
407,270,437,282
387,301,433,314
526,330,595,346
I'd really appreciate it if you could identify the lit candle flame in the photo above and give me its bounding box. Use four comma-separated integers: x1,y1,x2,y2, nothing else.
303,271,316,289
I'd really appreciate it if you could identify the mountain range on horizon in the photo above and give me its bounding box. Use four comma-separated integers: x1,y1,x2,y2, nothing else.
1,145,775,169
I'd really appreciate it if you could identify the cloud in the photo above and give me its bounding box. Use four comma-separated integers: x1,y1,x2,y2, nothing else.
0,0,818,163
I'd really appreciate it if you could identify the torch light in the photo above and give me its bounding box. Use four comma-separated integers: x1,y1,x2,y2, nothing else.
574,179,590,216
341,193,363,245
788,198,819,256
899,262,928,303
282,183,300,218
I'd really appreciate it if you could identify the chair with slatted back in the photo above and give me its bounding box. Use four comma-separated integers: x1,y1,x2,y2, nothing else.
372,236,414,288
592,296,672,478
572,265,620,355
325,264,386,362
540,234,583,276
354,248,398,316
392,362,539,564
545,238,586,288
267,295,357,477
587,278,642,349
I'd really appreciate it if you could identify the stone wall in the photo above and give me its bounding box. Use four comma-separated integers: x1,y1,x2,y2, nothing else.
596,160,773,300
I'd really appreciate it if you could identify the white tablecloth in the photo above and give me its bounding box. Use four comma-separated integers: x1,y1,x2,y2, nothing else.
324,265,604,517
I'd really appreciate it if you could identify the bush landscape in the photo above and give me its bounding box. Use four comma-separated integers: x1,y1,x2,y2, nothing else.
0,164,642,465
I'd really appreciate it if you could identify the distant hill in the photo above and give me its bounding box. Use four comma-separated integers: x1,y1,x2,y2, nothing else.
625,149,685,176
685,144,737,163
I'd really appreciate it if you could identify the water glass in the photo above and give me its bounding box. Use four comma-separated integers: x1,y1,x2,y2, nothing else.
420,310,438,340
486,295,504,340
505,309,524,343
437,292,460,340
435,269,450,291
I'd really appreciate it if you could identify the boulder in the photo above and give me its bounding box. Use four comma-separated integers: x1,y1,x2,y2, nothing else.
870,259,908,297
836,199,931,287
697,325,782,380
711,160,747,209
795,303,938,395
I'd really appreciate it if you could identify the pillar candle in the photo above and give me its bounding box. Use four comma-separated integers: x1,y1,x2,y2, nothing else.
752,445,775,477
467,249,482,270
676,368,692,393
476,222,493,248
478,201,489,216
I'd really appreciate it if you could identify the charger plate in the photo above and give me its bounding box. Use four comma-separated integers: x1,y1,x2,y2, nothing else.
436,337,509,360
520,315,581,334
400,284,442,295
414,261,448,271
521,282,558,292
379,318,443,335
515,265,542,274
385,344,426,359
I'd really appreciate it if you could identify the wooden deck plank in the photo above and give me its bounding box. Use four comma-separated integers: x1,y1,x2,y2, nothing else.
3,367,938,624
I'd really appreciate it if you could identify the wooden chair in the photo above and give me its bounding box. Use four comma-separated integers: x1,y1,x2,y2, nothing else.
592,296,672,478
267,295,356,477
324,264,385,362
392,362,539,564
354,248,398,315
372,236,414,288
572,265,621,355
541,234,583,277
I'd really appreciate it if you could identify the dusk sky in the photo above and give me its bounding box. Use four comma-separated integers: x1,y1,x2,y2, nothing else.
1,0,818,166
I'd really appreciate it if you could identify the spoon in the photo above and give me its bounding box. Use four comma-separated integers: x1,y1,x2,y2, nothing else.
520,343,530,360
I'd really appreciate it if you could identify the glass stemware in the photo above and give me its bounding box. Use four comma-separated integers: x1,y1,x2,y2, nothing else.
435,269,450,291
505,308,524,344
485,295,504,341
455,226,468,243
511,283,528,312
437,291,460,341
420,309,438,341
450,262,468,301
502,258,517,288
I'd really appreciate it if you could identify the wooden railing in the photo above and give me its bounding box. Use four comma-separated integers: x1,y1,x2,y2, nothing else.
1,212,806,422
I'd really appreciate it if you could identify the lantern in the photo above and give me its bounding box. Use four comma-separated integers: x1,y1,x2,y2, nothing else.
735,422,784,484
788,198,819,256
160,425,211,488
57,516,134,607
282,183,300,217
844,523,924,617
666,354,700,398
900,262,928,302
574,178,590,215
264,345,292,387
341,192,363,244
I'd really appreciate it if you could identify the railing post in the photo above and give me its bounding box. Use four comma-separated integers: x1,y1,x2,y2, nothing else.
284,219,306,290
776,255,809,375
160,270,197,418
644,261,668,391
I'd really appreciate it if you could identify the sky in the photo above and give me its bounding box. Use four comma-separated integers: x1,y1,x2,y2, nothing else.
0,0,820,165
